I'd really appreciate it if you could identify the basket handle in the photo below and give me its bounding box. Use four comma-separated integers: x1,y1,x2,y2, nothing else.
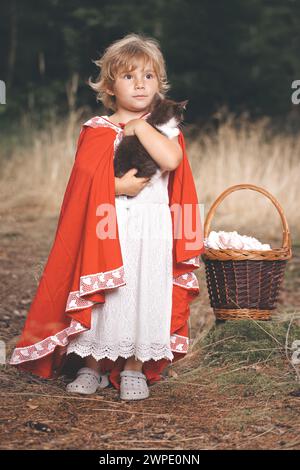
204,183,291,250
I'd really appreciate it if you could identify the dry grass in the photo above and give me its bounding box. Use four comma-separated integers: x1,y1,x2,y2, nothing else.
1,108,299,245
0,109,88,214
186,109,300,244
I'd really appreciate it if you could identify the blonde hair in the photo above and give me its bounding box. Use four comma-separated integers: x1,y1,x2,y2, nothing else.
88,33,171,112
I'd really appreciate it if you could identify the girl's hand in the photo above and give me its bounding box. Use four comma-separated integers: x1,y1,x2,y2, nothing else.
117,168,151,197
122,119,141,136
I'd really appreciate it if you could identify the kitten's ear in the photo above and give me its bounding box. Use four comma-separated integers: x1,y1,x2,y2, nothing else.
179,100,189,110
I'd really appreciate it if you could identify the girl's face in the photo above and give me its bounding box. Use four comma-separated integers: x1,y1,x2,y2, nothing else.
108,58,159,114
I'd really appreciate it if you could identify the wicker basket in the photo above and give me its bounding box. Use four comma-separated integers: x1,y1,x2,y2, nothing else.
201,184,292,320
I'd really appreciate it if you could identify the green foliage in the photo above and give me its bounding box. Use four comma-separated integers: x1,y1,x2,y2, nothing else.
1,0,300,129
199,319,300,367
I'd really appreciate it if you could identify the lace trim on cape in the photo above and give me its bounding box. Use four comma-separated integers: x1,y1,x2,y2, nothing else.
66,265,126,312
65,260,200,312
9,319,88,364
9,322,188,365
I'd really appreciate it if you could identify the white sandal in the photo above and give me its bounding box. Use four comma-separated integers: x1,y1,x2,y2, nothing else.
120,370,150,401
66,367,110,394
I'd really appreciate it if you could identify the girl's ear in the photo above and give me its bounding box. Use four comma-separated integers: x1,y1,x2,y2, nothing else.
106,85,115,96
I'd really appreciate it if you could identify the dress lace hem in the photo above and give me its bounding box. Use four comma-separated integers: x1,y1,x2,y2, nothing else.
66,340,175,363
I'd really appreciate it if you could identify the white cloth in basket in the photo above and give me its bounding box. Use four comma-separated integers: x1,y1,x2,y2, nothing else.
204,230,271,250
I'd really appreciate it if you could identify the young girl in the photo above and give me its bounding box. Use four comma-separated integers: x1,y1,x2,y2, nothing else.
9,33,204,401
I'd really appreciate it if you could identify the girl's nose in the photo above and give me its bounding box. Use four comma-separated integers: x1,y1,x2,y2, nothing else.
135,79,145,89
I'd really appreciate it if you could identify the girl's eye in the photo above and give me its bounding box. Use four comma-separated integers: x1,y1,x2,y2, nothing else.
123,73,154,79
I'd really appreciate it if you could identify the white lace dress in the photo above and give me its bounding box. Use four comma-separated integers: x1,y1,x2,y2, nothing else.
66,167,174,363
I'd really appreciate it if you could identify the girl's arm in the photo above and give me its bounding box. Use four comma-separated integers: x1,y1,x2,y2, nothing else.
115,170,151,197
115,177,124,196
124,119,183,172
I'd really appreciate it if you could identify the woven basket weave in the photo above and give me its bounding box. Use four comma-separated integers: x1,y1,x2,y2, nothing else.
201,184,292,320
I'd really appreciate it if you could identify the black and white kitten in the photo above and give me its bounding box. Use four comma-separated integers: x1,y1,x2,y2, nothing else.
113,93,188,179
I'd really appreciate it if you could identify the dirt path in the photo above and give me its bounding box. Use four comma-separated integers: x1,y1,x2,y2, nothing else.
0,207,299,450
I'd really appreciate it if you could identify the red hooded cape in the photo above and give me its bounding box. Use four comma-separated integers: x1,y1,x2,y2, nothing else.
9,115,205,389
